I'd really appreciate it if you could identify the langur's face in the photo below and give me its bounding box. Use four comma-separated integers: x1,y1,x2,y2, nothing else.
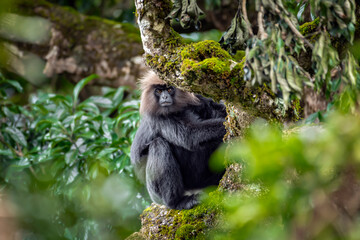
154,85,176,107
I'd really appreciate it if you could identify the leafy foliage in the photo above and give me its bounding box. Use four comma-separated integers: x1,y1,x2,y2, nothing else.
242,0,313,105
219,6,249,54
312,33,340,90
212,112,360,240
167,0,205,29
0,74,148,239
207,67,360,239
218,0,359,106
246,31,311,104
310,0,356,41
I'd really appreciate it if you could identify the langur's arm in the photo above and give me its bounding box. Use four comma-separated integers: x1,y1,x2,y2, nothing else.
130,119,155,166
195,95,227,119
188,118,226,147
160,117,225,151
209,100,227,119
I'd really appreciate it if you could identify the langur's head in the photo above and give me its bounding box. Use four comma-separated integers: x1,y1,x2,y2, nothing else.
139,71,200,116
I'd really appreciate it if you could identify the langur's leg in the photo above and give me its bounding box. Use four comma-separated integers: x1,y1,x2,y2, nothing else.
146,137,198,210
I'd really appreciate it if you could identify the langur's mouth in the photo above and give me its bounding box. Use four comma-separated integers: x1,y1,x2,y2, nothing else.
160,102,173,106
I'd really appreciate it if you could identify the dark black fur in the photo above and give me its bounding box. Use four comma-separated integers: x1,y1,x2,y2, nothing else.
131,85,226,210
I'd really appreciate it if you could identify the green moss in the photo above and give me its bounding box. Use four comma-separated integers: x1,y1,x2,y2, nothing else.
232,50,246,62
166,28,186,49
180,40,232,61
237,82,290,122
143,206,153,213
181,58,231,80
146,40,243,98
177,40,246,97
299,18,320,35
183,58,230,73
175,224,197,239
142,191,224,239
290,98,303,121
146,54,178,75
229,59,246,88
146,39,247,104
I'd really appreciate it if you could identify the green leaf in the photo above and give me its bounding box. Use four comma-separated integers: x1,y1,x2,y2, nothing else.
276,38,284,52
4,127,27,147
348,23,355,33
331,78,341,92
65,149,79,165
0,79,23,92
106,87,125,105
97,148,117,159
89,96,113,108
0,149,13,157
116,154,130,170
247,47,258,60
36,118,62,131
49,95,72,109
89,162,99,180
5,164,29,182
72,74,98,105
305,111,321,124
77,100,100,115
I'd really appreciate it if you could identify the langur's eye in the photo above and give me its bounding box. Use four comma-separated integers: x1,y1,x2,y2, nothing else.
155,89,162,94
167,87,174,93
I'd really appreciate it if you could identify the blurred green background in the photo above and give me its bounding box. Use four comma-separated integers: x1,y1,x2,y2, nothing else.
0,1,148,239
0,1,227,239
1,0,360,240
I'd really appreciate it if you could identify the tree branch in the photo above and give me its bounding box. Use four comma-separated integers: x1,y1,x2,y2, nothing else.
278,10,314,49
2,0,146,88
257,6,267,40
242,0,253,36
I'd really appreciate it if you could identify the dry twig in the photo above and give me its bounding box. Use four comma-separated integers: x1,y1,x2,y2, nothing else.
257,6,268,40
242,0,254,36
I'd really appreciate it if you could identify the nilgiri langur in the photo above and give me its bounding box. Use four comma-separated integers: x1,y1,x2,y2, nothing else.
130,71,226,210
